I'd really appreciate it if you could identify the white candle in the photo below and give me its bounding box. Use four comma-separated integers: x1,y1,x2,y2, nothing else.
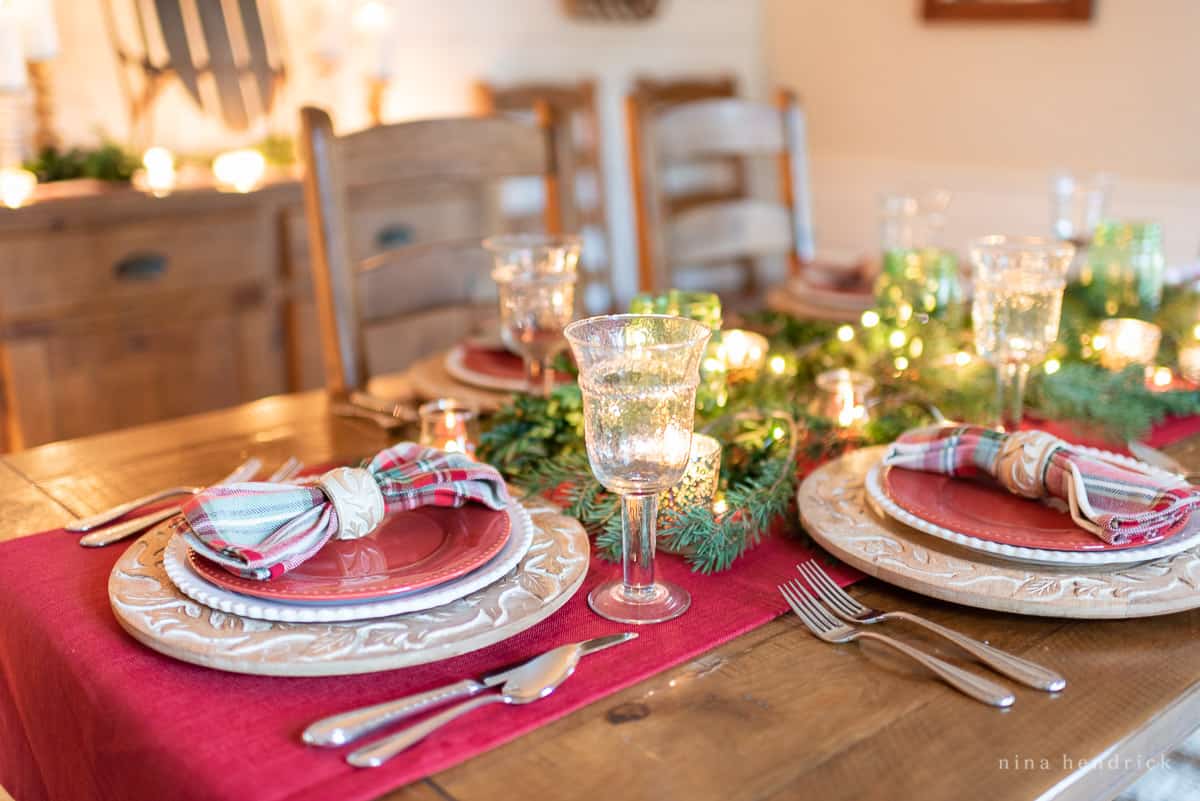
353,0,394,80
18,0,57,61
0,4,28,92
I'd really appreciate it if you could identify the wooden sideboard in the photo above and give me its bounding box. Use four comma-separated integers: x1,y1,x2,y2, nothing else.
0,177,491,450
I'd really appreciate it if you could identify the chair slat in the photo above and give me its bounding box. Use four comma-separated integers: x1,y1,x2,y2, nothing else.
299,105,559,392
358,241,494,321
337,117,552,188
654,99,785,162
666,199,794,266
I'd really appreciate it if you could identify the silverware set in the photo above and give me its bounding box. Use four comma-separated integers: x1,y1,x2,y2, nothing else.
781,560,1065,707
331,392,417,432
304,632,637,767
70,457,304,547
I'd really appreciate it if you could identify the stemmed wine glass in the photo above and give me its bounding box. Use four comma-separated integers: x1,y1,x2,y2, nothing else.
969,235,1075,431
484,234,582,397
565,314,711,624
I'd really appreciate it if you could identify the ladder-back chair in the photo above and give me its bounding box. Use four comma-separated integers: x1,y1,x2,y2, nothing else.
298,106,560,395
473,79,614,312
627,89,814,295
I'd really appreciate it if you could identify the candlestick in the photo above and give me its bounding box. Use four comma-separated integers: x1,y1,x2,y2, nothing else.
0,3,27,92
1096,318,1161,371
353,0,395,80
719,329,769,383
18,0,57,61
418,399,479,456
814,369,874,430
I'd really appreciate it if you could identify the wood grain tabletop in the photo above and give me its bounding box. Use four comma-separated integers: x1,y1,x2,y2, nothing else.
3,389,1199,801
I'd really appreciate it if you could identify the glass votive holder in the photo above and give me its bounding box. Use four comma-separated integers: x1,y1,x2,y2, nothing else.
418,399,479,456
1179,345,1200,384
658,433,722,552
1096,318,1162,371
658,433,722,520
719,330,769,383
813,369,875,430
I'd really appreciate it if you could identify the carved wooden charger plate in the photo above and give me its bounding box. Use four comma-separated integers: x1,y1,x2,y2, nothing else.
109,498,590,676
798,447,1200,619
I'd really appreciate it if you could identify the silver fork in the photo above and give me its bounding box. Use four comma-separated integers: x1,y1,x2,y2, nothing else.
78,457,303,548
67,458,264,532
778,579,1015,708
797,560,1065,692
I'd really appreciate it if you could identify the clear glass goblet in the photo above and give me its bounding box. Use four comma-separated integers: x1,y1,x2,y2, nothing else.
492,266,577,397
969,235,1075,431
483,233,582,277
565,314,711,624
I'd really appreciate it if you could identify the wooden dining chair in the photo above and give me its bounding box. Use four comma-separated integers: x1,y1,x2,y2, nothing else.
627,75,745,217
627,89,814,295
298,106,561,396
473,79,615,312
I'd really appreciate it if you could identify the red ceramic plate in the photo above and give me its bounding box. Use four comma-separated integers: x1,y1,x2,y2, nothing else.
882,466,1177,552
460,343,573,384
189,504,511,601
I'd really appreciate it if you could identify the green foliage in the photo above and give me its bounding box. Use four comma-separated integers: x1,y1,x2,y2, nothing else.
1032,363,1200,442
478,285,1200,573
25,143,138,183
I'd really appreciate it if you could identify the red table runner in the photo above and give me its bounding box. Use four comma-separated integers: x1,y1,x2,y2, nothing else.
0,516,853,801
3,416,1197,801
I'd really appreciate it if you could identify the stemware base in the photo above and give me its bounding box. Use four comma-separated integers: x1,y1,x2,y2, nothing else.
587,579,691,625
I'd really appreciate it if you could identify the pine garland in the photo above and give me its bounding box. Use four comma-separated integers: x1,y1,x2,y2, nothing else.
478,284,1200,574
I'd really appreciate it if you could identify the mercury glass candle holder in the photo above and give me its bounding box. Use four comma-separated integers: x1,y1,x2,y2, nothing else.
658,433,722,521
418,399,479,456
566,314,711,625
813,369,875,431
1096,318,1162,371
719,329,769,383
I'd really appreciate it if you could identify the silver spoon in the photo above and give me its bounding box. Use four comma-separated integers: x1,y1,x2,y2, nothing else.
346,641,585,767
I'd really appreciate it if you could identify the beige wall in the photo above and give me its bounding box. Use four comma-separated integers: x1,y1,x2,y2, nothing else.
764,0,1200,263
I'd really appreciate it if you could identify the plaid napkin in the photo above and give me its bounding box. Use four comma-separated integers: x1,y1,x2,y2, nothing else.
884,424,1200,545
177,443,510,579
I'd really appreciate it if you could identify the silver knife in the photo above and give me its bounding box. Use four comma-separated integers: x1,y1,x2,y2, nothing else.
303,632,637,747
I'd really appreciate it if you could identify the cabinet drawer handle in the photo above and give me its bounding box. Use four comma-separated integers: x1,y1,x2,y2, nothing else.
376,224,413,250
114,252,168,281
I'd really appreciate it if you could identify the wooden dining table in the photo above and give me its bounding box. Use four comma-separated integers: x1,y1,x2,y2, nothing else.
3,387,1200,801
